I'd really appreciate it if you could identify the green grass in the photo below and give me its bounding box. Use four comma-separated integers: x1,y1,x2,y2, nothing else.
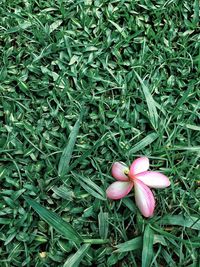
0,0,200,266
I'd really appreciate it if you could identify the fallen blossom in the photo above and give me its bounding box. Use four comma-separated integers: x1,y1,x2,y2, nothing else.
106,157,170,217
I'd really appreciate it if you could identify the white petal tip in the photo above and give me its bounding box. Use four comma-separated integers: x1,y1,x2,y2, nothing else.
106,181,133,200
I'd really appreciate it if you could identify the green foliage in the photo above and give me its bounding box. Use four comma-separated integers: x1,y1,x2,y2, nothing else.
63,244,90,267
58,114,82,177
24,196,83,245
142,225,154,267
0,0,199,266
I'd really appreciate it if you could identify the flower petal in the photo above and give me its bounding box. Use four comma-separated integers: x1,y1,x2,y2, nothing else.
134,178,155,217
106,181,133,200
111,162,129,181
129,157,149,176
135,171,170,188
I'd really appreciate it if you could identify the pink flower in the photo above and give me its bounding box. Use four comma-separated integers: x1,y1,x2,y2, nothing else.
106,157,170,217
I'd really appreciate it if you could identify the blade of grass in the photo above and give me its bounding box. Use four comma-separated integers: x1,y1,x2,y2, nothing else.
0,218,11,224
193,0,199,27
153,234,167,246
108,19,127,38
6,21,32,33
161,249,176,266
150,225,200,248
173,86,193,112
83,239,109,244
98,209,109,239
58,113,83,177
142,225,154,267
134,71,159,129
63,244,90,267
52,186,74,201
128,132,158,155
24,196,82,244
72,172,106,201
158,215,200,230
115,236,142,253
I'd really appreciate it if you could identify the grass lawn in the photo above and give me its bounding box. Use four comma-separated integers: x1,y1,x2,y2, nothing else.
0,0,200,266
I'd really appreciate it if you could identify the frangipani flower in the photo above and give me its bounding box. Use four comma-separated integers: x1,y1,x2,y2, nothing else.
106,157,170,217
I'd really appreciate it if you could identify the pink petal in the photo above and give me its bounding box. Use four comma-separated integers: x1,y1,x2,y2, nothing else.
129,157,149,177
134,178,155,217
106,181,133,200
111,162,129,181
135,171,170,188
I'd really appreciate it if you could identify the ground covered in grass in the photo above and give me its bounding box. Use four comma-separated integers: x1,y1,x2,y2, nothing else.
0,0,200,266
